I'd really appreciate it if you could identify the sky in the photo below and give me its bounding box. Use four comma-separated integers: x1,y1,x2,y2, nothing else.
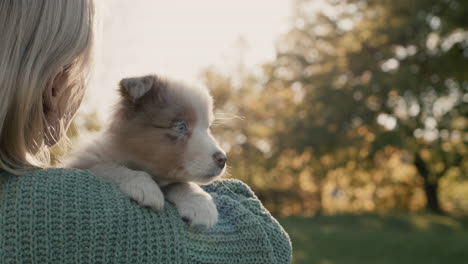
84,0,292,117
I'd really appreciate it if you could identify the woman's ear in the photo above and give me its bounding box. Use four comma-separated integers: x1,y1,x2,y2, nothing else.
42,70,71,145
43,71,69,117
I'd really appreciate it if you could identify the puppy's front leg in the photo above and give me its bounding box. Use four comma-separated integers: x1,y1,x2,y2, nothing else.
89,162,165,210
164,182,218,228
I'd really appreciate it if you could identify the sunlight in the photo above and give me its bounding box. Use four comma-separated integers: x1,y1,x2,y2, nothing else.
85,0,291,118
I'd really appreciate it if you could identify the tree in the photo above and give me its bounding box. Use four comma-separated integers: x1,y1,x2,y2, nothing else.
268,0,468,213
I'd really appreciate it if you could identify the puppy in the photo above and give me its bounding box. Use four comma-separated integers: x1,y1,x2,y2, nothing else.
65,74,227,228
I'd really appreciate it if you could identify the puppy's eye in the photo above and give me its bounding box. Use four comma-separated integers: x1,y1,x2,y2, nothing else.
174,122,187,133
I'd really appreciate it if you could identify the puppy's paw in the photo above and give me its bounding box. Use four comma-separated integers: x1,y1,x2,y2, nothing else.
119,172,165,210
177,196,218,228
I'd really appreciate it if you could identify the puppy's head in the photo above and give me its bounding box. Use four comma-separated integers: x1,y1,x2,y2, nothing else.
111,74,226,184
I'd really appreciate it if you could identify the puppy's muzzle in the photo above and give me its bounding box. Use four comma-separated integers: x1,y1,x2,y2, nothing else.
213,152,227,169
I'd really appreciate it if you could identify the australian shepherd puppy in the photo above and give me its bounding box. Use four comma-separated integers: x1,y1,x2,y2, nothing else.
65,74,227,228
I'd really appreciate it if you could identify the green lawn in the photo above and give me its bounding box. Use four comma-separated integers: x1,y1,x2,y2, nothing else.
278,214,468,264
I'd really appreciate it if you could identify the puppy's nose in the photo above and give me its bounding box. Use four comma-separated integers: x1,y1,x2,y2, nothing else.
213,152,227,168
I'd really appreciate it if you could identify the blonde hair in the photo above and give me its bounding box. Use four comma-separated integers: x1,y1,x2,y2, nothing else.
0,0,94,174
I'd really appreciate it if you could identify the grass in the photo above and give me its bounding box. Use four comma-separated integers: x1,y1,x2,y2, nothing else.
278,213,468,264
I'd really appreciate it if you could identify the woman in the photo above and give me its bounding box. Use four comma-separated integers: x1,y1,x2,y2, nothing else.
0,1,291,263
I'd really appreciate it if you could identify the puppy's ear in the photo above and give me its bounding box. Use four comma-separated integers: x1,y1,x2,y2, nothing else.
119,76,155,102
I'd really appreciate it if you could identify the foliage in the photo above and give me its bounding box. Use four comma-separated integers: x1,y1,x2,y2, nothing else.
204,0,468,215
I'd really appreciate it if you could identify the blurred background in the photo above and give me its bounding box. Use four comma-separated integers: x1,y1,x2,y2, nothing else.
73,0,468,263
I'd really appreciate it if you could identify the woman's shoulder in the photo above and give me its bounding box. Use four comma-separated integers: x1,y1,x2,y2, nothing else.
0,168,140,212
0,168,103,186
1,167,103,182
0,170,292,263
0,168,115,202
0,168,255,200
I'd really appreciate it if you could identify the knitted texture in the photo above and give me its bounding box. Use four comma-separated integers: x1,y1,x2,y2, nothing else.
0,169,291,264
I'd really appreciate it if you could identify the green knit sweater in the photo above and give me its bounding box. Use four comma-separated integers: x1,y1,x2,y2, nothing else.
0,168,291,263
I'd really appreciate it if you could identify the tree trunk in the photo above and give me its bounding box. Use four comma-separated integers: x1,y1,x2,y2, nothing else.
413,152,443,214
314,182,324,215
